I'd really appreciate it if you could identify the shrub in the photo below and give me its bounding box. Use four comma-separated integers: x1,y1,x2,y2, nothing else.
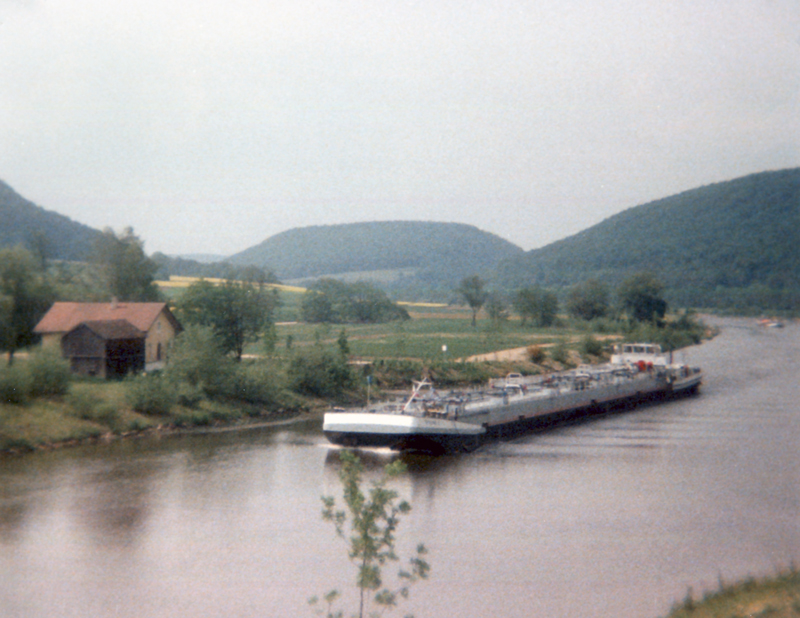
372,359,424,388
527,345,545,364
174,382,204,408
0,363,31,404
163,326,234,400
550,341,569,365
126,374,176,416
225,362,279,406
426,361,493,386
580,335,604,358
288,349,354,398
27,347,71,398
66,389,102,419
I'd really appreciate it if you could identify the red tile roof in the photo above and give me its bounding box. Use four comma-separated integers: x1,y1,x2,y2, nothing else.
34,302,181,335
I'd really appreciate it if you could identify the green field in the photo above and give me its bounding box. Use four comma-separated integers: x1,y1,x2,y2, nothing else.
265,308,589,363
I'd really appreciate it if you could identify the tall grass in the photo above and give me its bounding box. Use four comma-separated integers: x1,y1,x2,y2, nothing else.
665,568,800,618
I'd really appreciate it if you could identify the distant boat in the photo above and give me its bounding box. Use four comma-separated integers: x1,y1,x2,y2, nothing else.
758,318,784,328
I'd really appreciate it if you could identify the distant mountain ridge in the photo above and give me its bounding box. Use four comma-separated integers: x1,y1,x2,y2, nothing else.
496,167,800,310
0,180,102,261
3,169,798,311
228,221,525,291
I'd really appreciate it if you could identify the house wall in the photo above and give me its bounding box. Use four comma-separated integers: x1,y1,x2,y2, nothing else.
61,328,108,378
70,356,106,379
145,311,179,369
40,333,63,349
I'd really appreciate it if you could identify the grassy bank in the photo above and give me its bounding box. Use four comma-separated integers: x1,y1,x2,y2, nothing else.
0,376,306,454
665,569,800,618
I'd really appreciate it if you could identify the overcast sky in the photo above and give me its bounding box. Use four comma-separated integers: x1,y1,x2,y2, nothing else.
1,0,798,257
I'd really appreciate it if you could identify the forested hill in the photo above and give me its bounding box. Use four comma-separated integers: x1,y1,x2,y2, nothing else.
495,168,800,310
229,221,524,289
0,179,102,261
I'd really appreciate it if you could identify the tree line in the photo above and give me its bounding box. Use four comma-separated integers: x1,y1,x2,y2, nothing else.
457,271,672,327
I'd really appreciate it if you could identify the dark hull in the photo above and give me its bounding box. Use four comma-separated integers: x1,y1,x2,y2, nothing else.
323,430,483,454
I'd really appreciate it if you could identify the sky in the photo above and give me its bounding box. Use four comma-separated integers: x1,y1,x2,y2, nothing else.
1,0,798,257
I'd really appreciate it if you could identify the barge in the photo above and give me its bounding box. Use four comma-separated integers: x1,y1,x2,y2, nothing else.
323,343,702,453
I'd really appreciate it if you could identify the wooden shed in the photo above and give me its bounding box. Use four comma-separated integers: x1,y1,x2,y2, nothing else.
61,320,146,379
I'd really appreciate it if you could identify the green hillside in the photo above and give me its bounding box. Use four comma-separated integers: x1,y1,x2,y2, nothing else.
496,168,800,311
0,180,102,261
228,221,525,293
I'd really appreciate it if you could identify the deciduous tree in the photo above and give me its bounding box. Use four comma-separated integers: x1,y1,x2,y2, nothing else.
485,292,509,324
618,272,667,323
566,279,609,321
175,278,280,361
457,275,488,327
301,279,408,324
311,450,430,618
93,227,160,301
0,246,54,364
512,286,558,327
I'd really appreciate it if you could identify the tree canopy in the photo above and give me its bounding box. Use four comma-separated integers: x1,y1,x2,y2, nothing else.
175,278,280,360
0,246,55,364
566,279,609,321
512,286,558,327
457,275,489,327
618,272,668,323
93,227,161,302
301,279,409,324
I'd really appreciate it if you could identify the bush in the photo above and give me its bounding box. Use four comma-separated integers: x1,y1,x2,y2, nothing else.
174,382,204,408
371,359,425,388
66,389,102,419
163,326,234,400
288,349,354,398
580,335,604,358
588,317,619,334
0,363,31,404
27,347,71,398
225,362,279,406
126,374,176,416
426,361,494,386
550,341,569,365
527,345,546,364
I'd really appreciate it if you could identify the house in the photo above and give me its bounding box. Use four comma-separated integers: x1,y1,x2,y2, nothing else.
34,301,183,374
61,320,146,379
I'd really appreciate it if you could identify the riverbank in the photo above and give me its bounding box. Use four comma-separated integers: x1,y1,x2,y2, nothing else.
1,312,712,456
0,378,320,456
663,569,800,618
0,348,580,456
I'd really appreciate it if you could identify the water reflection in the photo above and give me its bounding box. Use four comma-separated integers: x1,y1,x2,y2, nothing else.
79,461,157,547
